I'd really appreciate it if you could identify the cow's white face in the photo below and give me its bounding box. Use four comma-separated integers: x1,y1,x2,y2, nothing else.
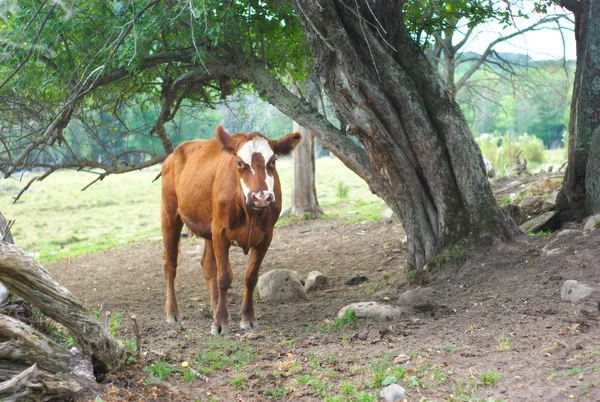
236,137,276,209
215,124,302,210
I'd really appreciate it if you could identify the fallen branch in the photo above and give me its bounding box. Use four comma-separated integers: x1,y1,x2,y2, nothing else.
0,242,123,373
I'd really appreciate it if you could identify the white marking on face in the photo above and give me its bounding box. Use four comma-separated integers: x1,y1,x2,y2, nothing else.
237,137,276,199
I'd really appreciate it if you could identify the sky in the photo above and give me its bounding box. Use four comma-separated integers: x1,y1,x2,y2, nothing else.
460,4,576,61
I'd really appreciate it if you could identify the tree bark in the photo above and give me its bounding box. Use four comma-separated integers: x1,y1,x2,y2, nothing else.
291,0,519,269
0,242,123,375
0,211,13,304
586,126,600,214
289,79,323,218
560,0,600,211
290,121,322,217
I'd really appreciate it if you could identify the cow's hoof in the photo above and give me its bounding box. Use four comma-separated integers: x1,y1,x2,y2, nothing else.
210,325,229,336
166,315,182,325
240,321,258,330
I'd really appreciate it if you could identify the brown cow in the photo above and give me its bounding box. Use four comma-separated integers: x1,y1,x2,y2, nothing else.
160,125,301,335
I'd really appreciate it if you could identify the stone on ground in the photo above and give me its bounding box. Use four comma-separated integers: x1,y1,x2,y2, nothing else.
257,269,308,301
304,271,327,292
338,302,405,321
583,214,600,232
398,287,436,307
519,211,556,233
380,384,406,401
560,280,597,303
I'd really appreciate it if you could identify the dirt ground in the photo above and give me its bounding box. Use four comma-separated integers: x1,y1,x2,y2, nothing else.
46,208,600,401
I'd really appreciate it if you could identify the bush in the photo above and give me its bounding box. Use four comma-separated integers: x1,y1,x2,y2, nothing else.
517,134,545,163
476,132,546,173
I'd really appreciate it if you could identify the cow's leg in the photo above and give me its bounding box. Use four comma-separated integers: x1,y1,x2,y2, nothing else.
211,231,232,335
240,232,272,330
161,200,184,325
201,239,219,315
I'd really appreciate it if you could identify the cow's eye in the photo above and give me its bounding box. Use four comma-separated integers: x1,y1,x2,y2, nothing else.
236,160,245,169
268,160,276,168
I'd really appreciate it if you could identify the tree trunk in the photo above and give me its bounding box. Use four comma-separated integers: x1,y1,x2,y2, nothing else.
289,79,322,218
586,126,600,214
560,0,600,211
0,240,124,400
291,0,519,269
290,122,322,217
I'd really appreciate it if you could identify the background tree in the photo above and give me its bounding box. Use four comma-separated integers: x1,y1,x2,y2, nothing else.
552,0,600,214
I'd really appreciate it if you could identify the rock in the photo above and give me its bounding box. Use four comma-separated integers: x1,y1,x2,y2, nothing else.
518,195,554,217
257,269,308,301
305,271,327,292
503,204,523,225
561,280,597,303
519,211,557,233
398,287,436,307
381,209,395,219
556,229,583,238
583,214,600,231
545,191,559,207
380,384,406,402
338,302,405,321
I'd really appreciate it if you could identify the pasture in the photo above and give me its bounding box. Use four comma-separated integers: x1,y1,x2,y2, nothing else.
2,154,600,401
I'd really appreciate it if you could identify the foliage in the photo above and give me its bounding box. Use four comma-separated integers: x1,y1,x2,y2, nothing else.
146,357,176,380
331,309,358,329
476,132,552,173
479,369,500,385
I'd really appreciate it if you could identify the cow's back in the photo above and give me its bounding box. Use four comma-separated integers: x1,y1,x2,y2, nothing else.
161,138,231,227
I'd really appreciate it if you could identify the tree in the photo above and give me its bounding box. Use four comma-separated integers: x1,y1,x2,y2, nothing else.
555,0,600,214
0,0,521,269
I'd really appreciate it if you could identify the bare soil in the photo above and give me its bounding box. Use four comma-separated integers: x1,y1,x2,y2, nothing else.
47,211,600,401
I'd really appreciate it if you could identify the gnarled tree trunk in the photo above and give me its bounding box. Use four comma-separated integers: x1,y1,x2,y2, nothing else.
587,126,600,214
0,240,124,400
560,0,600,212
291,0,519,269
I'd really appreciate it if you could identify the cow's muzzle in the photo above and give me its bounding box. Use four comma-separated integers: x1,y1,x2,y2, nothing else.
247,190,275,209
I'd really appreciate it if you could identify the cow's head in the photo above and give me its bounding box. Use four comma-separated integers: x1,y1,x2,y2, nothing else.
216,125,301,209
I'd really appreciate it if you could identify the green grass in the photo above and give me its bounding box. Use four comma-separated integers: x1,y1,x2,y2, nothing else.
1,157,384,263
479,369,500,385
330,309,358,329
195,337,257,374
146,357,177,379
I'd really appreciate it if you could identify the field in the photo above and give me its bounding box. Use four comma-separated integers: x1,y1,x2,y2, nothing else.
0,157,385,263
2,153,600,401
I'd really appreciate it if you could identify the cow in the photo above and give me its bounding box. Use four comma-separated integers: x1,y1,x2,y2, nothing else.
160,125,301,335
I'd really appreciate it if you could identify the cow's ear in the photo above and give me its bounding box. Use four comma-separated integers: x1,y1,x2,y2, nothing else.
216,125,236,153
272,132,302,155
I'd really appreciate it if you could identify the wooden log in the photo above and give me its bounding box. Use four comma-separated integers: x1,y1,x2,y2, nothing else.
0,242,123,373
0,363,96,402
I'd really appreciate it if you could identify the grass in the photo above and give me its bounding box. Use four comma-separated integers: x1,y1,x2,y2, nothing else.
495,335,513,352
1,157,385,263
195,337,257,374
146,357,177,380
479,369,500,385
330,309,358,330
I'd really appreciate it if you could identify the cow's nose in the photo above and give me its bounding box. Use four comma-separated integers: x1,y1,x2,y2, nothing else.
251,191,274,208
253,191,273,202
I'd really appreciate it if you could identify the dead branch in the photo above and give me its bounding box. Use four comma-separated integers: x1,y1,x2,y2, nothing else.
0,242,123,370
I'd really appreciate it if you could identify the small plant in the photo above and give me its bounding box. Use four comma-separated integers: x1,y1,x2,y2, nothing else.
297,374,313,385
480,368,500,385
110,312,123,336
331,309,358,329
146,357,175,379
230,374,246,387
406,375,422,388
431,367,449,384
263,388,290,397
356,391,378,402
336,181,350,200
341,380,355,396
495,335,513,352
532,229,552,236
594,216,600,226
182,370,196,382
